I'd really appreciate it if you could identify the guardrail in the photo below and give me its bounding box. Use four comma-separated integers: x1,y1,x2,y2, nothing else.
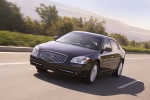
0,46,33,52
0,46,149,54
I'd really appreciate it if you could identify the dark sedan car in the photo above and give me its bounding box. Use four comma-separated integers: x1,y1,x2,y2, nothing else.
30,31,125,83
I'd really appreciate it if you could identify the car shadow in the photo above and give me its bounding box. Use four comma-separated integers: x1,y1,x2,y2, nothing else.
34,72,144,96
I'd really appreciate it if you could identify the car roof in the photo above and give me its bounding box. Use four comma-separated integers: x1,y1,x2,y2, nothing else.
72,31,109,39
71,31,119,45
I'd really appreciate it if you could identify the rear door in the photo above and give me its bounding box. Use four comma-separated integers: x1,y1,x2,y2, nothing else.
109,39,121,69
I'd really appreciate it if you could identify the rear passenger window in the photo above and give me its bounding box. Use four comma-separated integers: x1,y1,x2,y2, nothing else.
110,39,120,50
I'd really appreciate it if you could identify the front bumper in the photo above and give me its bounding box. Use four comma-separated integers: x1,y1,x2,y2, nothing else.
30,55,92,77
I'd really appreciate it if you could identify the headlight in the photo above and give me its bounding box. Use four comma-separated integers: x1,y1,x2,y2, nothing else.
70,56,90,64
32,45,39,55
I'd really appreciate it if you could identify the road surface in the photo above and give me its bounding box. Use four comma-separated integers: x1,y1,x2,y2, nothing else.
0,52,150,100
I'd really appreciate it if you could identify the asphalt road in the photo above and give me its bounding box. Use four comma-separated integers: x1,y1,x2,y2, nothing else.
0,52,150,100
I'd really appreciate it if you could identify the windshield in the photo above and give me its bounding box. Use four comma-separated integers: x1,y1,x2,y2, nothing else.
56,32,102,50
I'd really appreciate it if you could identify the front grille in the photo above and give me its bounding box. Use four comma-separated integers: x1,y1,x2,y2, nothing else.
40,50,68,63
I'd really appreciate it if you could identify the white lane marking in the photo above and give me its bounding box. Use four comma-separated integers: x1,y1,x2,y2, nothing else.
126,57,150,60
0,62,30,66
0,52,30,54
118,80,140,89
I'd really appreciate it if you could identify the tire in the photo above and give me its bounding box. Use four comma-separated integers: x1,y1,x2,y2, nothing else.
36,67,47,73
86,62,99,84
112,61,123,77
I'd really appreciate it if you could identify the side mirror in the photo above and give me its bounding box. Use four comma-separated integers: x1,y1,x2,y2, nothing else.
103,47,112,52
54,36,59,41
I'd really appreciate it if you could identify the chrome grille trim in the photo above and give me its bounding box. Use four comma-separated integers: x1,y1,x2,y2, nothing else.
40,50,68,63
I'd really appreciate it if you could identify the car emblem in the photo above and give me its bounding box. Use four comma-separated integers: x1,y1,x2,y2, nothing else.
49,53,55,61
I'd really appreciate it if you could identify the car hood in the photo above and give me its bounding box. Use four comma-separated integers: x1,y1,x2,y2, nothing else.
39,41,98,57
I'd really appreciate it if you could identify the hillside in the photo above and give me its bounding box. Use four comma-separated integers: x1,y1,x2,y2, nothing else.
7,0,150,41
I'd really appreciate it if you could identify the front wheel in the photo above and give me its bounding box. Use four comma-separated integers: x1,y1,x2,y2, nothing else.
86,62,98,84
112,61,123,77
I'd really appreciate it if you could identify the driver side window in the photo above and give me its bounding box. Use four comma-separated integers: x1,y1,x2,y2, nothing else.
103,39,111,54
103,39,111,49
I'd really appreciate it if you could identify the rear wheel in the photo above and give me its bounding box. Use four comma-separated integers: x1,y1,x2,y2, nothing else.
112,61,123,77
36,67,47,73
86,62,98,84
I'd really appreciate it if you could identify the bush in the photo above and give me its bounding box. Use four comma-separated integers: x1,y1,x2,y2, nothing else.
0,31,53,47
0,31,150,53
123,46,150,53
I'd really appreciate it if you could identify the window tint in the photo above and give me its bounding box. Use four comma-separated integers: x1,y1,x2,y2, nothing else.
110,39,120,50
103,39,111,49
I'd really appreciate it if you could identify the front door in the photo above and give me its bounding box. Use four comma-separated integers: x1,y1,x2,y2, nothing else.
100,38,115,72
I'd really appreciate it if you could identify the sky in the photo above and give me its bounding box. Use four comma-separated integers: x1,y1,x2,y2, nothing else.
49,0,150,30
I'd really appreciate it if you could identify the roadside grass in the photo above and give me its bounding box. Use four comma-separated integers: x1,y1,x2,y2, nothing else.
123,46,150,53
0,31,53,47
0,31,150,53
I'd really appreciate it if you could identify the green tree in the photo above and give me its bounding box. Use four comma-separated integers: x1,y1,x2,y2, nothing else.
35,4,59,36
0,0,24,32
142,42,150,49
58,17,73,35
72,17,84,31
129,40,136,47
24,17,34,34
24,17,42,35
33,20,43,35
84,17,107,35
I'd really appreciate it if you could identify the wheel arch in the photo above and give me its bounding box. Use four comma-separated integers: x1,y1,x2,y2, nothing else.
121,58,125,65
95,59,101,72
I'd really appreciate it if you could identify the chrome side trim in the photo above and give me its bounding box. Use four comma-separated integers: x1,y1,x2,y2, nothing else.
58,69,74,74
31,60,42,66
